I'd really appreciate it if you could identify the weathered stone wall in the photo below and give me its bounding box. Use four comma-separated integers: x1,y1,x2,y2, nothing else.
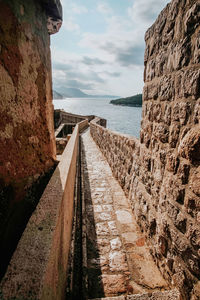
91,0,200,298
0,120,88,300
54,109,106,129
0,0,61,278
141,0,200,298
90,121,141,197
54,110,87,129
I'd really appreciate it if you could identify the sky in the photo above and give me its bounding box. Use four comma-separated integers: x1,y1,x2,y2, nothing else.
51,0,169,97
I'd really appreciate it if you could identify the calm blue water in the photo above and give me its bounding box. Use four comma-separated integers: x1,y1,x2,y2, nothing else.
53,98,142,138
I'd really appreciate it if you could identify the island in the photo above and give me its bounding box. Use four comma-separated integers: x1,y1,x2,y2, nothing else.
110,94,142,107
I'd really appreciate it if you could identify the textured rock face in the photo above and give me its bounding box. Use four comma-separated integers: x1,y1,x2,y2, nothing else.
91,0,200,298
0,0,58,278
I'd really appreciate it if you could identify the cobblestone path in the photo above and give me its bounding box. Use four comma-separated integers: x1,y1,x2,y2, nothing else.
81,129,168,299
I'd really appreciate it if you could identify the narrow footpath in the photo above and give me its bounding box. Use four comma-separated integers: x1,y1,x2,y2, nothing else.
81,128,169,299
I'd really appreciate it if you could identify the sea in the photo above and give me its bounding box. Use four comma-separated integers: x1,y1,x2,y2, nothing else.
53,98,142,138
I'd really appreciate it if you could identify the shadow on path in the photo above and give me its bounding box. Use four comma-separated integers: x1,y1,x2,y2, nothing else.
81,136,105,299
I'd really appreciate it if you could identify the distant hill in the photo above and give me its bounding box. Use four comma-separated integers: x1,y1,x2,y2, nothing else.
53,90,64,99
62,88,88,98
54,87,118,99
110,94,142,107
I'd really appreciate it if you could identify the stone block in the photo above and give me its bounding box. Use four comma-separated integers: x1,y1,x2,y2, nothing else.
186,224,200,251
176,69,200,99
184,2,200,34
178,127,200,163
193,30,200,64
153,124,169,143
172,270,186,290
176,189,185,205
166,38,191,71
152,104,162,122
193,99,200,124
166,151,179,173
163,104,172,126
155,52,168,77
109,251,128,272
144,59,156,81
145,102,154,122
158,235,168,257
185,195,200,218
170,228,189,254
174,212,187,234
159,75,175,101
177,162,190,184
189,168,200,196
169,124,180,148
172,103,180,122
183,251,200,277
162,22,174,46
100,274,127,296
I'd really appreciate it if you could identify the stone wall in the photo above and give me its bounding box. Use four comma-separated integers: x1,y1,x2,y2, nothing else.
91,0,200,298
0,0,62,278
54,110,87,129
54,109,106,129
0,120,88,300
90,121,141,198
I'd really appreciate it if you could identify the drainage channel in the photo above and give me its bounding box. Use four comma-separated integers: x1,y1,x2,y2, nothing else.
66,135,84,300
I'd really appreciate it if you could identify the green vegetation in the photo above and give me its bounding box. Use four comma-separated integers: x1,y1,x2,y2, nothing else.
110,94,142,107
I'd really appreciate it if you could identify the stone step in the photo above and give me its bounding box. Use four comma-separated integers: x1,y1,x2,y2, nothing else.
90,289,181,300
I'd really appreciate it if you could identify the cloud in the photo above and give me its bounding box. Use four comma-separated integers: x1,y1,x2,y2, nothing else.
82,56,106,66
70,3,88,14
52,50,106,94
51,0,169,96
116,45,144,66
97,3,112,15
128,0,169,25
63,18,80,33
52,62,73,71
64,79,94,90
60,2,88,33
102,71,121,77
79,20,145,68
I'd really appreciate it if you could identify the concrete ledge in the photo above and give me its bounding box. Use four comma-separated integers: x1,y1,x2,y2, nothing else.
0,120,88,300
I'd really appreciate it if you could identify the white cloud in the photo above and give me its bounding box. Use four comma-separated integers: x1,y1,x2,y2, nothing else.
128,0,169,26
97,3,112,15
70,3,88,14
79,14,145,68
63,18,80,33
52,0,170,96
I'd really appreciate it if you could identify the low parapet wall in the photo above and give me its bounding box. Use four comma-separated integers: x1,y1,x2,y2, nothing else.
0,119,88,300
54,110,98,129
54,110,106,129
90,119,140,197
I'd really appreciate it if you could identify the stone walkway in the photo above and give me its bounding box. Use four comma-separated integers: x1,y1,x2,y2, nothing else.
81,129,168,299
